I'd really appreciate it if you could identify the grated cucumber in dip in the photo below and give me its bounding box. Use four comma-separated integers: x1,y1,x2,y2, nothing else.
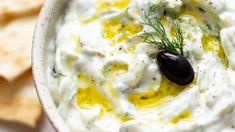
46,0,235,131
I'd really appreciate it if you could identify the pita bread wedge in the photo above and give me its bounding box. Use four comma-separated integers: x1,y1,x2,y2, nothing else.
0,15,38,81
0,70,42,127
0,0,44,23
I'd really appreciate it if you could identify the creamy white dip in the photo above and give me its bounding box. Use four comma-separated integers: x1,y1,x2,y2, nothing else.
46,0,235,131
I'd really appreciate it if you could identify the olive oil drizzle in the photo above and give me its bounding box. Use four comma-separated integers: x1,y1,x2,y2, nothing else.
81,0,131,24
202,34,228,67
77,71,133,122
76,73,114,113
102,12,143,44
179,2,223,37
128,76,193,109
170,109,192,124
97,0,131,12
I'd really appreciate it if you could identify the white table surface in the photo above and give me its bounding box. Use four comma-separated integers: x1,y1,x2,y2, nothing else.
0,113,55,132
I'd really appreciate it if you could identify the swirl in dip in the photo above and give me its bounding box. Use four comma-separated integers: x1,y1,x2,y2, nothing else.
47,0,235,131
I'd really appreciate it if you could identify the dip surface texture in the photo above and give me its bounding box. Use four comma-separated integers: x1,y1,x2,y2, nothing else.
47,0,235,131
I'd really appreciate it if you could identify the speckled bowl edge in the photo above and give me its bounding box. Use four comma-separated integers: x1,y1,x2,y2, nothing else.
32,0,70,132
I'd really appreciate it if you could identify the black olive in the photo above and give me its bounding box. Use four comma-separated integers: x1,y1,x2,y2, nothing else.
157,51,195,86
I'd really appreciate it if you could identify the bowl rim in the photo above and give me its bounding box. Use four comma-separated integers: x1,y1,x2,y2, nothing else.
32,0,69,132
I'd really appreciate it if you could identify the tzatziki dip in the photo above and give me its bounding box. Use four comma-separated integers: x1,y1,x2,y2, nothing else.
46,0,235,131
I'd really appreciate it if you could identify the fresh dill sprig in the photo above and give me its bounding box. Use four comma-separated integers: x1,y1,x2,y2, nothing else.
141,3,185,56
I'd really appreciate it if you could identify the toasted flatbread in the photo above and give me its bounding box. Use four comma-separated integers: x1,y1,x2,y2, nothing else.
0,0,44,24
0,70,42,127
0,15,38,81
0,0,43,127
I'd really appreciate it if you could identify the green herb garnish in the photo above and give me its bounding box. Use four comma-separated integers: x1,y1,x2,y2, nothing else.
52,66,65,78
141,3,186,57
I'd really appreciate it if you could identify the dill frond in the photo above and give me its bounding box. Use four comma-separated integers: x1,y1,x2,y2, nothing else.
141,3,185,56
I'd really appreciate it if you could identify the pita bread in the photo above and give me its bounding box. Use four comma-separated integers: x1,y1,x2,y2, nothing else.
0,15,38,81
0,0,43,127
0,0,44,24
0,70,42,127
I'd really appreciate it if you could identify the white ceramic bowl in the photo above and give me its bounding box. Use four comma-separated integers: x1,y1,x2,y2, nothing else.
32,0,69,131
